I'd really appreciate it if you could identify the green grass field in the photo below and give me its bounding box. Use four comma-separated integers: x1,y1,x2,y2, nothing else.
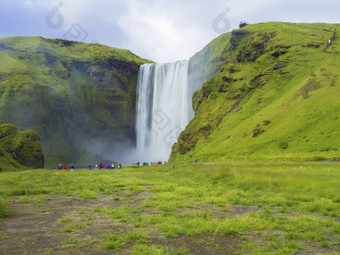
1,161,339,254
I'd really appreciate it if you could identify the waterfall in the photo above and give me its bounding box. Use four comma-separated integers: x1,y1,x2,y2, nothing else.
135,60,193,162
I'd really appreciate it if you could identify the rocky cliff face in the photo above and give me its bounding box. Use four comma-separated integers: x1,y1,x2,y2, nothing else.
0,36,151,167
0,124,44,170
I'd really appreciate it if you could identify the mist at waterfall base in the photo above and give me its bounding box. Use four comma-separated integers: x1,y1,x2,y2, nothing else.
130,60,198,163
83,60,203,165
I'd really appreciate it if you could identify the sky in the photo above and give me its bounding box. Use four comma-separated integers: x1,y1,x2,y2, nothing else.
1,0,340,63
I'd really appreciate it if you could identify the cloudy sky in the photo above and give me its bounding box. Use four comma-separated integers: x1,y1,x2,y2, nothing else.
1,0,339,62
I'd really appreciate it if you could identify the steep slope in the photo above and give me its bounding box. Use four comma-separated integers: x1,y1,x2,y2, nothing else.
0,36,151,167
171,22,340,162
188,32,231,97
0,124,44,171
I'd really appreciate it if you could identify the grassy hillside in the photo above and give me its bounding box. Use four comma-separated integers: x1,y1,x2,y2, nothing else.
0,123,44,171
171,22,340,162
0,36,151,167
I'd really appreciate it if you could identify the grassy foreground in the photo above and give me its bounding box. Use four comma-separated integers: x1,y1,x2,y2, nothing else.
0,161,340,254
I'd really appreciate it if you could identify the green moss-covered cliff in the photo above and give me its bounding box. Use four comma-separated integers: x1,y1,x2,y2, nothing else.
171,22,340,162
0,36,151,167
0,123,44,170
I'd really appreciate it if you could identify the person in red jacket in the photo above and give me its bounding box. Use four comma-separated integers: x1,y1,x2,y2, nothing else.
63,165,68,170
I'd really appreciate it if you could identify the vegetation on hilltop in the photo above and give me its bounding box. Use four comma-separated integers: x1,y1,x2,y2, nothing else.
0,123,44,171
171,22,340,162
0,36,151,167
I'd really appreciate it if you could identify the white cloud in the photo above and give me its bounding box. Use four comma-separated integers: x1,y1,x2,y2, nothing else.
1,0,340,62
116,0,228,62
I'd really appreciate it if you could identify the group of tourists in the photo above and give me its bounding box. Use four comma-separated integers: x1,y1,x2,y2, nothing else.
55,162,123,170
55,163,74,170
325,28,337,52
131,159,199,166
133,161,166,166
88,162,123,170
55,158,200,170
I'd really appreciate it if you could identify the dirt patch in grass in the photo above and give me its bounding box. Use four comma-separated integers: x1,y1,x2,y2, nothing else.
0,196,120,254
154,234,240,255
0,195,244,254
1,192,339,254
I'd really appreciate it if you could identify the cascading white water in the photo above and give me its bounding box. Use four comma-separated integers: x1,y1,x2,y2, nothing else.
135,60,193,162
